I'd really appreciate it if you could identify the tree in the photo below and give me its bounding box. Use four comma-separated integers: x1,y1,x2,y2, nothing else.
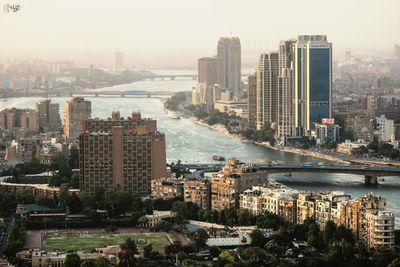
388,259,400,267
323,220,337,247
218,250,235,265
15,188,35,204
307,223,321,248
64,253,81,267
249,229,267,247
118,238,138,267
370,246,397,267
81,259,96,267
58,183,69,209
95,257,111,267
143,244,153,258
193,229,209,250
171,201,187,224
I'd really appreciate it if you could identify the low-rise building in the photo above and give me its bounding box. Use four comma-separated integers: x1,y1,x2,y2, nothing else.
151,178,184,199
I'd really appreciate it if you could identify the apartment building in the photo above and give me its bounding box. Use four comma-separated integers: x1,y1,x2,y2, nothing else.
183,179,211,210
151,178,184,199
79,111,167,196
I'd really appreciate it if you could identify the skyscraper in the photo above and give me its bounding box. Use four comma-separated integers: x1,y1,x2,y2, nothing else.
198,57,218,86
217,37,241,96
63,97,91,139
294,35,332,136
256,52,279,130
278,40,296,139
113,51,124,71
247,74,257,130
36,99,62,133
79,111,167,196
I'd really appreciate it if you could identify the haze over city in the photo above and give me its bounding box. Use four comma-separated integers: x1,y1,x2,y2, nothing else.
1,0,400,67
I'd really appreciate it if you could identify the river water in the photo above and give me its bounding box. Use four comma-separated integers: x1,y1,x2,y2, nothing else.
1,72,400,226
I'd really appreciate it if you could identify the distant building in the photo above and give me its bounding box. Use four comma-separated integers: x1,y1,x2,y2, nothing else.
217,37,241,96
337,139,368,154
63,97,91,139
296,193,317,223
314,118,340,145
0,108,39,132
198,57,218,86
395,44,400,58
36,99,62,133
113,51,124,71
247,74,257,130
376,115,395,142
79,111,167,196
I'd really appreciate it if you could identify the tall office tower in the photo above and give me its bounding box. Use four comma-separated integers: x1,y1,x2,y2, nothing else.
294,35,332,136
277,40,296,139
217,37,241,96
36,99,62,133
247,74,257,130
79,111,167,196
63,97,91,139
113,51,124,71
395,44,400,58
0,108,39,132
256,52,279,130
198,57,218,86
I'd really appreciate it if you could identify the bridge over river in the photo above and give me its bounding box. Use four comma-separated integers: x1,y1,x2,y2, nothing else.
184,164,400,185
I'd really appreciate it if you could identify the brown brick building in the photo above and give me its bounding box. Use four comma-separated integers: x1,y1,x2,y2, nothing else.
79,111,167,195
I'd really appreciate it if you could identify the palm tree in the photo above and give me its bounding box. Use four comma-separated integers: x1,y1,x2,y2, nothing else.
118,238,138,267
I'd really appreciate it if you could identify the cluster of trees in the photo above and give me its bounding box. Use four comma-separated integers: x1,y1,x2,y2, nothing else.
352,140,400,160
164,92,187,111
198,208,256,227
240,124,276,145
4,220,27,264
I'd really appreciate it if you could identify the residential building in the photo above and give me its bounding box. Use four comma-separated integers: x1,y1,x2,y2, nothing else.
79,112,167,196
365,210,395,249
278,197,297,224
211,158,268,210
256,52,279,130
0,108,39,132
296,193,317,223
5,138,41,163
337,139,368,154
183,179,211,210
376,114,395,142
198,57,218,86
314,118,340,145
217,37,241,96
36,99,62,133
247,74,257,130
151,178,184,199
294,35,332,136
63,97,91,139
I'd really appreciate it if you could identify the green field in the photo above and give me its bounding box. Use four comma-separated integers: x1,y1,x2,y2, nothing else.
42,232,173,252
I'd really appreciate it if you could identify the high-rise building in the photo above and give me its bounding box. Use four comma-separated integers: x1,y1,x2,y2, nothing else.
0,108,39,132
256,52,279,130
394,44,400,58
198,57,218,86
376,115,395,142
79,111,167,195
63,97,91,139
36,99,62,133
217,37,241,96
247,74,257,130
314,118,340,145
113,51,124,71
277,40,296,139
294,35,332,136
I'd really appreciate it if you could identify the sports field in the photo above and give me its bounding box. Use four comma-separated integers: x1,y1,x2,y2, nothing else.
42,232,173,252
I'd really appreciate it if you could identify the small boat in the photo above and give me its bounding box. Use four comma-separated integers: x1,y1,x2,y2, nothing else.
167,110,181,119
378,177,385,182
213,155,225,161
242,140,254,144
284,172,292,177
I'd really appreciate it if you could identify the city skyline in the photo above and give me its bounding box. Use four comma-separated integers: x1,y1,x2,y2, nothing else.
0,0,399,67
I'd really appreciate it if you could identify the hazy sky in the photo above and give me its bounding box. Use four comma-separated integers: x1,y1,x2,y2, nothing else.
1,0,399,66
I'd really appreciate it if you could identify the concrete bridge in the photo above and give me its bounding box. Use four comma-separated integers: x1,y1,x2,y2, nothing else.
184,164,400,185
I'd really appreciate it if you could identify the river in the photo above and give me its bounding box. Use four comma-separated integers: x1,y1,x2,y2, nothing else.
1,71,400,227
